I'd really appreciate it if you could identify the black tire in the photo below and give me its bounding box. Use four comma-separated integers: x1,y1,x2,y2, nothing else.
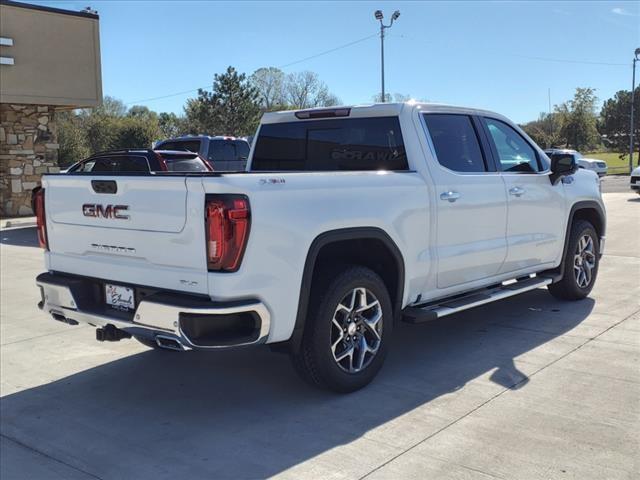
548,219,599,300
134,335,164,349
291,265,393,393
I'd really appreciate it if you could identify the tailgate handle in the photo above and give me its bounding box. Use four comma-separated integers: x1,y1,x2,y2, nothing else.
91,180,117,194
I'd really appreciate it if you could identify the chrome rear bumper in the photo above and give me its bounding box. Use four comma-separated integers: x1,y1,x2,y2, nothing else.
36,272,270,350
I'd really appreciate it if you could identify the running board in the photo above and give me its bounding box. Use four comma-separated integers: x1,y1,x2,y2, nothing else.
402,276,552,324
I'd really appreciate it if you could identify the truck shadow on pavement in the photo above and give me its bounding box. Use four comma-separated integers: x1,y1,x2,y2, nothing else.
0,227,39,248
1,290,593,479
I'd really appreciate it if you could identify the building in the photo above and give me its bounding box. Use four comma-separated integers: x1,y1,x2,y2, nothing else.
0,0,102,216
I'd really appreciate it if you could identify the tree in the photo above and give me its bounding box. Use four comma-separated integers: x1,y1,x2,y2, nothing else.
554,88,600,151
95,96,127,117
185,66,260,136
158,112,187,138
284,71,340,109
250,67,286,110
521,112,562,149
371,93,415,103
57,110,90,167
599,87,640,158
57,97,163,165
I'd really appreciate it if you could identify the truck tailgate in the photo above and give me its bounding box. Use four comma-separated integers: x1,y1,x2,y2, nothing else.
42,175,209,294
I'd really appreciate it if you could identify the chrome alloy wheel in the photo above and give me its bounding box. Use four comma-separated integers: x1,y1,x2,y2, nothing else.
574,234,596,288
330,287,383,373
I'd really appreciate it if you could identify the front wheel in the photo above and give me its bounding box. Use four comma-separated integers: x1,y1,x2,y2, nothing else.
548,220,600,300
291,266,393,393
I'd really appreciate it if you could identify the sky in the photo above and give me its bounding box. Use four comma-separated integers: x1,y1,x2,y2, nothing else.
27,0,640,123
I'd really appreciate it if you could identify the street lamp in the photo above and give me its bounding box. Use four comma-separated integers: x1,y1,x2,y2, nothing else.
629,48,640,172
374,9,400,103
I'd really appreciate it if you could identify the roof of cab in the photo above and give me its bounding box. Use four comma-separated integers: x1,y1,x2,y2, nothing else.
260,102,510,124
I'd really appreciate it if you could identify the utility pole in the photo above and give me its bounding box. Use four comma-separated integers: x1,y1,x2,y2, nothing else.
630,48,640,172
548,88,552,143
374,10,400,103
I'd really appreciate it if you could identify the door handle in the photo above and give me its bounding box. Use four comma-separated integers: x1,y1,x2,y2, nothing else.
509,187,525,197
440,191,461,203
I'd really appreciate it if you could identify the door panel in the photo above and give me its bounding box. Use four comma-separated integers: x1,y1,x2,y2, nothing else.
500,173,565,271
481,117,565,271
421,113,508,289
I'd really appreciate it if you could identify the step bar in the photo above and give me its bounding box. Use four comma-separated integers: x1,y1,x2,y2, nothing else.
402,276,552,324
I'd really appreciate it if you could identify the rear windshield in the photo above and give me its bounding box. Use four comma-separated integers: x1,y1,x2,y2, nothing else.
159,153,210,172
251,117,408,171
72,155,149,173
156,140,201,153
207,140,250,162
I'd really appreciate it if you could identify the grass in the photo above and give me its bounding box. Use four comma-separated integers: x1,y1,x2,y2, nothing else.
584,152,632,174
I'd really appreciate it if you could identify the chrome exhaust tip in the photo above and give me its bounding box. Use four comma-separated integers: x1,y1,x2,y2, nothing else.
155,335,185,351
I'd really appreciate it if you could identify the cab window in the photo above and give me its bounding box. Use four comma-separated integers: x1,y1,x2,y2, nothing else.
483,118,540,173
423,114,487,173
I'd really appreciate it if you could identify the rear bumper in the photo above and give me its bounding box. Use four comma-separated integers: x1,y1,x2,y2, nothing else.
36,272,270,350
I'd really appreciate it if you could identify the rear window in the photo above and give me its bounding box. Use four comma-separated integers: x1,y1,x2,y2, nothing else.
251,117,408,171
74,155,149,173
156,140,201,153
207,140,250,162
158,153,210,172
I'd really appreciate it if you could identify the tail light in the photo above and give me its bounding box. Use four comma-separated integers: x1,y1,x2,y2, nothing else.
205,195,250,272
34,188,48,250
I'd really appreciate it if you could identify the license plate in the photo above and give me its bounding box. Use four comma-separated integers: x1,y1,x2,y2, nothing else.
105,284,135,311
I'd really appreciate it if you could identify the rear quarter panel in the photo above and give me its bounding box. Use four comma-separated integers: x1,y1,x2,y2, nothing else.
202,171,430,343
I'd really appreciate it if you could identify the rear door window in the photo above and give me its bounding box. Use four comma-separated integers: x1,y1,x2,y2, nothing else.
252,117,408,171
422,114,487,173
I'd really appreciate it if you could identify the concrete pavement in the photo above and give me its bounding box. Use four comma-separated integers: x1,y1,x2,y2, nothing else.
1,193,638,480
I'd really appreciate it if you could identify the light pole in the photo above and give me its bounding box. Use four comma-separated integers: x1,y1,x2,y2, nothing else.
629,48,640,172
374,9,400,103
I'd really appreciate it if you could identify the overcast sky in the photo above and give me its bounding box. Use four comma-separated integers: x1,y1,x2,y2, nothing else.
29,1,640,123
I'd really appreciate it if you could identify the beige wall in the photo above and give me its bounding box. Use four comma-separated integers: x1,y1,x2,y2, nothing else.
0,2,102,107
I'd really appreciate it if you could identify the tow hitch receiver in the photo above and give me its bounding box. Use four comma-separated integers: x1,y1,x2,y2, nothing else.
96,324,132,342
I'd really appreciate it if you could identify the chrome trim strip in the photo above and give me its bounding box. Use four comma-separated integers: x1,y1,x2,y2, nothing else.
36,279,271,350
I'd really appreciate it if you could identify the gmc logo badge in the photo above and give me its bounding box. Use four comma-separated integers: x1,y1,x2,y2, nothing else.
82,204,130,220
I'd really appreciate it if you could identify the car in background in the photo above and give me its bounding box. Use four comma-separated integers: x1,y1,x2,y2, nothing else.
154,136,250,171
544,149,608,177
631,165,640,194
66,150,213,173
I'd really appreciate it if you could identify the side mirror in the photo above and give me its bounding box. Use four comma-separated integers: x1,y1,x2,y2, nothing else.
549,153,578,185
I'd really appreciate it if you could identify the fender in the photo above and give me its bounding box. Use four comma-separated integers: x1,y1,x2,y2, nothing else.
286,227,405,353
543,200,606,282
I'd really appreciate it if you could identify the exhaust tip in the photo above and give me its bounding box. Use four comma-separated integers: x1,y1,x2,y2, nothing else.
155,335,184,351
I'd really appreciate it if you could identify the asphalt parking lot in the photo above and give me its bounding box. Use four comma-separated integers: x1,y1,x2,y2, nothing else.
1,192,638,480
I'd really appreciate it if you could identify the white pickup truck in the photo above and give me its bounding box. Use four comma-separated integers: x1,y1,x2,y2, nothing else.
35,103,606,392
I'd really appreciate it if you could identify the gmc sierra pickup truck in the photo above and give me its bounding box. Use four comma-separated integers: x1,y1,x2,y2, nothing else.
35,103,605,392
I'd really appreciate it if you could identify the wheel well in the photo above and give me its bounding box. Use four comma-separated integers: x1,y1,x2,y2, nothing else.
573,207,604,239
283,229,405,354
313,238,402,314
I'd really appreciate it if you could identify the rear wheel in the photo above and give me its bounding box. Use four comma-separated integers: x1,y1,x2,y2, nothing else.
548,220,599,300
291,266,393,393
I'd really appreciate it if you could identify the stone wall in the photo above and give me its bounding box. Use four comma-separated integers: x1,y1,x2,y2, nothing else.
0,104,61,216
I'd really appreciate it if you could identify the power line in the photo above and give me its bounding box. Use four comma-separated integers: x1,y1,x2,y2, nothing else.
512,54,628,67
390,33,628,67
124,33,378,106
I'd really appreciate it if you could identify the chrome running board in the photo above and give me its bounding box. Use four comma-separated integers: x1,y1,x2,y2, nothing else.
402,276,552,324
